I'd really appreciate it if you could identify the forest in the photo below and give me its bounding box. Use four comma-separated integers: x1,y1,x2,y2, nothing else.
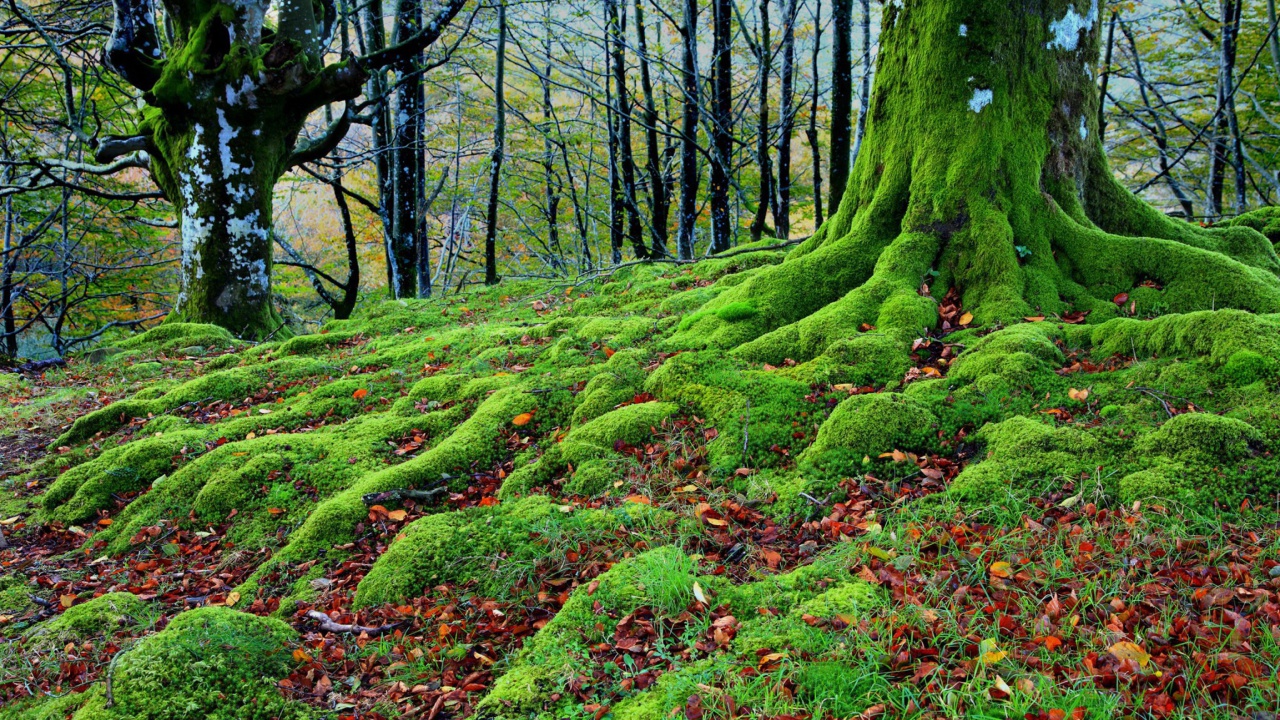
3,0,1280,718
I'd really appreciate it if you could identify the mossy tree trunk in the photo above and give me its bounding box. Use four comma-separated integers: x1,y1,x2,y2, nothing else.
102,0,465,339
675,0,1280,363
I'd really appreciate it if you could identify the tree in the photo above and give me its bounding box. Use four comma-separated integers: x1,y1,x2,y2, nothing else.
708,0,733,253
827,0,852,214
673,0,1280,361
485,0,507,285
676,0,701,261
776,0,798,240
97,0,468,338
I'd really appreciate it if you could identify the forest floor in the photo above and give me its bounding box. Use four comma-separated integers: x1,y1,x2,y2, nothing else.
3,246,1280,720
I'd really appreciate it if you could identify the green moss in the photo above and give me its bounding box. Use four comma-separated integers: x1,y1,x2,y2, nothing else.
72,607,309,720
796,661,887,717
25,593,154,647
1220,350,1278,385
115,323,238,354
948,323,1063,385
803,393,937,460
1117,464,1196,506
1134,412,1262,462
947,416,1100,502
715,301,759,322
42,431,205,524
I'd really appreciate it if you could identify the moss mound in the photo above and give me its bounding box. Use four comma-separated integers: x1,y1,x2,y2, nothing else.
72,607,307,720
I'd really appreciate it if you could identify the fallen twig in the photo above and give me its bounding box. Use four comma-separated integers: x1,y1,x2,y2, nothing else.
305,610,401,635
361,483,450,507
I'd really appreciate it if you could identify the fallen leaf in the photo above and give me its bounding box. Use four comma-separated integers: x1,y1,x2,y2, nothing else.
959,311,974,326
624,494,652,505
1108,641,1151,668
225,591,241,607
692,581,708,605
387,509,408,522
352,388,369,400
1113,292,1130,305
989,561,1013,578
293,648,313,663
1067,387,1089,402
512,412,535,426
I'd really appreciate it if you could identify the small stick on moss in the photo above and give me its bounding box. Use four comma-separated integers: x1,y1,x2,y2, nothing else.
304,610,401,635
0,527,8,549
103,648,127,708
361,484,450,507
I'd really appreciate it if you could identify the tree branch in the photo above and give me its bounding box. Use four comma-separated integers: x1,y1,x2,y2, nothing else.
104,0,164,90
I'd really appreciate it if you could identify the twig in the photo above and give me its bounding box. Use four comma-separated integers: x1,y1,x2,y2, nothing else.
361,483,450,507
103,648,127,708
1131,386,1175,419
799,492,830,506
304,610,401,635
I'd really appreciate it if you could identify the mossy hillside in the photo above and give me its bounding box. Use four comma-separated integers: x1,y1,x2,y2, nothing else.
353,495,684,607
479,544,884,720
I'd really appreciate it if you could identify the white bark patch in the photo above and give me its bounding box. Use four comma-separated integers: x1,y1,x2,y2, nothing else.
216,109,243,179
969,89,993,113
1079,117,1089,140
1046,0,1098,51
959,24,968,36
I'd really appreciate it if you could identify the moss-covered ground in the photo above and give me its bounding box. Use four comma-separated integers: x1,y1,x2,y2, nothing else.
4,247,1280,719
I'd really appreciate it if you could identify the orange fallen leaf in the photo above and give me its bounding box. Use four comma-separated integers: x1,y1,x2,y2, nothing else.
352,388,369,400
97,518,113,526
603,346,616,358
1067,387,1089,402
989,561,1013,578
1043,635,1063,651
959,311,974,326
512,412,535,426
624,494,652,505
387,509,408,522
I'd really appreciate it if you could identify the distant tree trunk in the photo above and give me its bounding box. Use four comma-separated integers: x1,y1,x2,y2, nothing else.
677,0,701,260
1121,19,1195,218
749,0,774,242
391,0,424,299
709,0,733,253
1096,10,1117,143
484,0,507,285
635,0,670,257
1221,0,1246,213
1,196,15,358
607,0,648,259
1268,0,1280,87
776,0,797,240
1209,0,1240,219
541,8,564,271
806,0,824,227
827,0,852,216
849,0,871,167
362,0,397,295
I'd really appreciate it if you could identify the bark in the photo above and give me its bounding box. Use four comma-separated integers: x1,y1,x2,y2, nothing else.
849,0,871,167
1269,0,1280,87
1209,0,1241,219
827,0,852,215
1096,10,1117,144
1222,0,1247,213
776,0,797,240
607,0,648,259
672,0,1280,362
807,0,824,228
677,0,701,261
709,0,733,253
541,9,565,271
484,0,507,285
1,197,15,358
749,0,774,242
391,0,425,298
634,1,670,257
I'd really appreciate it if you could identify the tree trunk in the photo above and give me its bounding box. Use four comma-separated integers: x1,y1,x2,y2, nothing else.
541,8,564,272
849,0,871,168
749,0,774,242
827,0,852,216
362,0,398,295
635,1,670,257
1,196,15,358
391,0,424,299
806,0,824,228
776,0,797,240
607,0,648,260
484,0,507,285
1269,0,1280,87
1096,10,1117,144
673,0,1280,362
677,0,701,261
709,0,733,253
1221,0,1246,214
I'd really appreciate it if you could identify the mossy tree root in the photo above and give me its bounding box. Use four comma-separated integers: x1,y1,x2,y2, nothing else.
670,0,1280,365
